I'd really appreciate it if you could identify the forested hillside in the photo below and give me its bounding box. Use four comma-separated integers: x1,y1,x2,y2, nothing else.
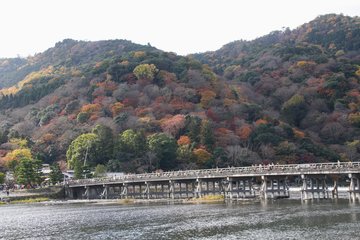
0,14,359,177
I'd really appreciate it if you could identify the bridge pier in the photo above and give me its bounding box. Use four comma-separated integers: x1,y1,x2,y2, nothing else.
195,179,202,198
301,175,329,200
349,173,360,202
260,176,289,199
121,183,128,199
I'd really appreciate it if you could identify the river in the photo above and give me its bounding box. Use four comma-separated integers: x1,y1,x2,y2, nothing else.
1,199,360,240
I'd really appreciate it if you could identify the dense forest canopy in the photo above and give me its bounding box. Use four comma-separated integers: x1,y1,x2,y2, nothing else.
0,14,359,177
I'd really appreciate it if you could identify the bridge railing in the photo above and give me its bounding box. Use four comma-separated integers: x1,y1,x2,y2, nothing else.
67,162,360,186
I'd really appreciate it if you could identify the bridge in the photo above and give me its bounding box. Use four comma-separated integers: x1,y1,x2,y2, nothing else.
65,162,360,201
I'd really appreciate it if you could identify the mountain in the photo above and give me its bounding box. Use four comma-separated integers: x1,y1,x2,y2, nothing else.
0,14,359,174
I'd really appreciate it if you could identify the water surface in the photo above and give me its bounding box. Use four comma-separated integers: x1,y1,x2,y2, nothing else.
1,199,359,239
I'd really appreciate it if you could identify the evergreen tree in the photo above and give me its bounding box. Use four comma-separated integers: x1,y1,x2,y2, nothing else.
49,163,63,184
200,120,215,149
74,159,83,179
15,157,42,187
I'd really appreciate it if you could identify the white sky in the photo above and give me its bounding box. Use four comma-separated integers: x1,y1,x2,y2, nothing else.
0,0,359,58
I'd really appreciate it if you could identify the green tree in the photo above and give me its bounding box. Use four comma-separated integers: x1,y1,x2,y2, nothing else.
74,158,83,179
184,115,202,144
15,157,42,187
281,94,307,126
200,120,215,149
94,164,107,178
114,129,147,160
133,64,158,81
49,163,63,185
92,124,114,164
66,133,100,169
0,172,5,184
147,133,177,170
176,144,194,164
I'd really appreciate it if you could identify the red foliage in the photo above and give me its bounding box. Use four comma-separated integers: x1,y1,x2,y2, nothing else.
169,98,194,112
160,114,186,136
206,109,220,123
49,96,59,105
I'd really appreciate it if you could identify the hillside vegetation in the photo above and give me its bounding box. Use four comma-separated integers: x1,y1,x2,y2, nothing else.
0,14,359,177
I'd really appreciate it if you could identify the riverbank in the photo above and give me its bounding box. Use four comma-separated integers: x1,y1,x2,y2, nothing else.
0,186,64,204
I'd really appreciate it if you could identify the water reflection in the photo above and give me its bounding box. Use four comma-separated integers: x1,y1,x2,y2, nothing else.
0,199,359,240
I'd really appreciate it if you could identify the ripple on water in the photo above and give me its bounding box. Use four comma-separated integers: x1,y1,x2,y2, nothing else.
1,200,360,240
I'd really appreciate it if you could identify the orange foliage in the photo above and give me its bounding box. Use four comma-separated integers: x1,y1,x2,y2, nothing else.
41,133,55,143
81,103,101,113
96,80,118,92
89,114,100,121
169,98,194,111
177,136,191,145
135,107,153,117
237,125,252,140
158,70,177,84
293,129,305,139
223,98,237,107
255,119,268,126
111,102,125,116
200,90,216,108
193,148,212,165
216,128,231,135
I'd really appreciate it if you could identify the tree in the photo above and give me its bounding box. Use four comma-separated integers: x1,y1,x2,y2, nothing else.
185,115,202,144
92,124,114,164
160,114,186,137
49,162,63,185
133,64,158,82
200,120,215,149
176,144,194,165
115,129,147,159
193,148,212,166
4,148,32,172
147,133,177,170
94,164,107,178
0,172,5,184
73,158,83,179
281,94,307,126
15,157,42,187
66,133,100,169
177,135,191,145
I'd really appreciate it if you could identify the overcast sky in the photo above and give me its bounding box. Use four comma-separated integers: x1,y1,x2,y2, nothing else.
0,0,359,58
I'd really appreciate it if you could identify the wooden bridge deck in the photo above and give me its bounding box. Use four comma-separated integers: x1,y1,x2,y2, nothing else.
67,162,360,188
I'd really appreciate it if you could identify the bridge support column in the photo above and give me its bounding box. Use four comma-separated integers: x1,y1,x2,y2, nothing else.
195,179,202,198
144,182,150,199
169,180,175,199
122,183,128,199
349,173,360,202
301,175,308,200
260,176,268,199
83,186,89,199
101,185,108,199
226,177,233,200
332,179,338,198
